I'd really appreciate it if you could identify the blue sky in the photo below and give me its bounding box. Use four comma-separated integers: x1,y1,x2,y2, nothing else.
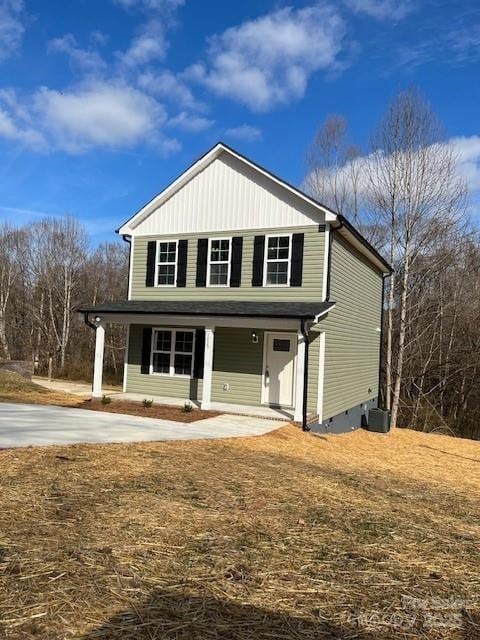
0,0,479,244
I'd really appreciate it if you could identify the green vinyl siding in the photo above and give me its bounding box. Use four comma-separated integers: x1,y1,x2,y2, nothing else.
320,235,383,419
211,327,264,406
126,324,203,400
126,324,319,413
130,224,324,301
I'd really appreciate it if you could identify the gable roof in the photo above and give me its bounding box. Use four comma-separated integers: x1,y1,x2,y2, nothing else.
117,141,392,274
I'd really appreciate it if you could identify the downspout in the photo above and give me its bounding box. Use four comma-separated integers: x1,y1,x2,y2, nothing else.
122,234,132,299
83,312,96,331
301,318,310,432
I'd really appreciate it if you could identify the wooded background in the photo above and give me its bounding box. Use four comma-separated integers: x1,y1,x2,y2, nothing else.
1,89,478,439
305,89,479,440
0,219,128,384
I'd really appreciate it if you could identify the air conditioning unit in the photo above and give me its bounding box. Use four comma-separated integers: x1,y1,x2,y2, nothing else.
366,408,391,433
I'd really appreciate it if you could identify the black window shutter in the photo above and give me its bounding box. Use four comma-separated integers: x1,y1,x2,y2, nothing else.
176,239,188,287
145,241,157,287
252,235,265,287
140,327,152,374
196,239,208,287
193,329,205,378
290,233,304,287
229,236,243,287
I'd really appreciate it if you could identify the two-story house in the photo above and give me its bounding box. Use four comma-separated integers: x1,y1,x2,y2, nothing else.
80,143,391,433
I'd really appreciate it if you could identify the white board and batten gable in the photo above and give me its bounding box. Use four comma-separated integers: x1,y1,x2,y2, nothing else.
118,143,337,238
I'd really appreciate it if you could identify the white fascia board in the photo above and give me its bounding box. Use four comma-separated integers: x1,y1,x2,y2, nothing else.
85,312,300,331
337,226,390,274
314,304,335,324
117,143,337,235
118,145,222,235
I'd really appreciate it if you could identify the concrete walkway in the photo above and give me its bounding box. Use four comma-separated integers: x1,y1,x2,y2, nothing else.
0,403,286,448
32,377,294,420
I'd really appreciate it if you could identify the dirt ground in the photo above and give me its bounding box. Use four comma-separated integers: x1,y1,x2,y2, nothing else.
81,399,222,422
0,422,479,639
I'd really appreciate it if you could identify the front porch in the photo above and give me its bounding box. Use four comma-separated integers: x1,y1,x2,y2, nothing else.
79,300,333,428
32,378,294,421
116,392,295,420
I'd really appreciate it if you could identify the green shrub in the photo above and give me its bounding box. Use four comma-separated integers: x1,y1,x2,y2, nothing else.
182,401,193,413
143,398,153,408
101,395,111,405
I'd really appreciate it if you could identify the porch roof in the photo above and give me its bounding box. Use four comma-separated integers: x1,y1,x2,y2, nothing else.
78,300,334,321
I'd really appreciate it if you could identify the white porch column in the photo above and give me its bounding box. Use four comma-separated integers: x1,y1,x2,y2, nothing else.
201,326,215,410
92,322,105,399
294,328,306,422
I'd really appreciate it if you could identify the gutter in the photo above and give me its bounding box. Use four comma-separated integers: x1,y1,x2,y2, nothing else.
122,234,132,300
337,214,393,274
83,312,97,331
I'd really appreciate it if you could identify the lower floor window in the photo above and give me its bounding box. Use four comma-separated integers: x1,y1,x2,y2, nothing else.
151,328,194,377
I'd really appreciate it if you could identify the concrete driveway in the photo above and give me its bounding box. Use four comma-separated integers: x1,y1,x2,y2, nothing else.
0,403,286,448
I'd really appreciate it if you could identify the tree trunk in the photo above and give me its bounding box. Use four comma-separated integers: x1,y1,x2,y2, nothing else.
391,248,410,428
0,307,10,359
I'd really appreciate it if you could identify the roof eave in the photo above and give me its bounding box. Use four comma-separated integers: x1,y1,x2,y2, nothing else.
116,142,337,235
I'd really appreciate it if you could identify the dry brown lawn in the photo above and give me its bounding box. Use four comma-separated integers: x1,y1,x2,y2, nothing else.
0,372,219,422
0,371,82,407
0,417,479,638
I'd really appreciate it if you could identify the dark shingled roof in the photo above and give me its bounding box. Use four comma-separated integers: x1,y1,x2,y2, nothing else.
78,300,335,320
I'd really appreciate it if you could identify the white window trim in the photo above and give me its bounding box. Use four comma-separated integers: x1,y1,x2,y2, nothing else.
263,233,293,288
154,239,178,288
149,327,195,378
206,237,232,287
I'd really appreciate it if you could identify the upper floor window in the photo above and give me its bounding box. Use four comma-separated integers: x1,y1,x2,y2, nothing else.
156,240,178,287
264,235,291,286
207,238,231,286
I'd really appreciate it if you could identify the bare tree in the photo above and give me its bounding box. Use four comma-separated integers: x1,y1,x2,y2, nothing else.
366,89,468,427
305,116,364,225
27,217,88,371
302,88,478,438
0,224,27,359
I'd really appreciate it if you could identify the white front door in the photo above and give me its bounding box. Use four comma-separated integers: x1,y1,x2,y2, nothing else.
263,332,296,407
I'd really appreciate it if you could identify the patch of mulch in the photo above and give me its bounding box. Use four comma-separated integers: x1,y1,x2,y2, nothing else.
80,398,222,422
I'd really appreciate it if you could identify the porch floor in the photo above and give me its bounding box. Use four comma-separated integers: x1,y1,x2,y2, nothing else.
118,392,295,421
32,379,294,421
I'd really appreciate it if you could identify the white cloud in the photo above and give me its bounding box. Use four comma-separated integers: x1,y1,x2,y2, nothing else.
225,124,262,142
138,69,204,110
189,3,347,112
90,30,109,47
0,87,31,122
0,0,26,62
48,34,107,74
451,136,480,191
167,111,213,132
303,135,480,212
0,107,45,148
118,19,168,67
113,0,184,11
33,82,170,152
344,0,414,21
